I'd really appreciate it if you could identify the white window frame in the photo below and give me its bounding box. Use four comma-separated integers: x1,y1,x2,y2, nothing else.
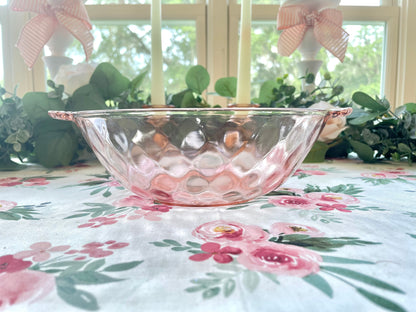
1,0,415,108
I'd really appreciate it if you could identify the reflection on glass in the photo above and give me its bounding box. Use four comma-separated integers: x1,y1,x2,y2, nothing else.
0,0,7,6
63,21,197,95
250,22,384,100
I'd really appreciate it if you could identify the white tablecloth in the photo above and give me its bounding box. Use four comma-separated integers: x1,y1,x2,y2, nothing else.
0,159,415,311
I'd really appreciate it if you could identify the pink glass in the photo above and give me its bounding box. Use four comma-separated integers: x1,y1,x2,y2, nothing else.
49,107,351,206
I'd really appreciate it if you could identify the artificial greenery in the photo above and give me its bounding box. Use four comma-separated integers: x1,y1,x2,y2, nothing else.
0,87,34,170
1,62,415,169
341,93,416,163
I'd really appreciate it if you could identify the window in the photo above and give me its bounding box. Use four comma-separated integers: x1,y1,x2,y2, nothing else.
1,0,415,108
0,24,3,86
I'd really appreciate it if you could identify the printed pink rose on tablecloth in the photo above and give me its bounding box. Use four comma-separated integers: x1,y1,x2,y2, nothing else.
0,177,23,187
104,179,122,187
189,242,242,264
0,270,55,309
0,255,32,273
127,210,163,221
14,242,70,262
0,200,17,211
79,241,129,258
113,195,154,208
294,169,327,176
192,220,268,243
269,196,318,210
361,172,399,179
78,215,123,228
317,203,352,212
237,242,322,277
304,192,360,205
381,169,410,176
271,222,325,237
23,178,49,186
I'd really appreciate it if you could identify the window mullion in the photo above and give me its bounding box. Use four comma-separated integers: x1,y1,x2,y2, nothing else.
395,0,416,107
2,10,39,96
207,0,228,106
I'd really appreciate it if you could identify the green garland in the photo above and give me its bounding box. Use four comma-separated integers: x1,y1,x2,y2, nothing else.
1,62,415,169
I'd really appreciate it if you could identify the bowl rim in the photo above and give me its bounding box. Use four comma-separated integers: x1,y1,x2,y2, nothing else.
49,107,349,119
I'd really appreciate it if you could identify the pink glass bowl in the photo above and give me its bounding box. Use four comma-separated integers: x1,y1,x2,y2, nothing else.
49,107,351,207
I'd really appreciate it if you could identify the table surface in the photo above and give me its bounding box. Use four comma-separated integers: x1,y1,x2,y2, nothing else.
0,159,415,312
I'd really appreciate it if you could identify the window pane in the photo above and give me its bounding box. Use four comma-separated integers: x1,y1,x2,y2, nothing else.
340,0,380,5
248,0,381,5
0,24,3,86
250,21,384,100
323,23,384,97
59,21,197,95
0,1,6,6
85,0,199,4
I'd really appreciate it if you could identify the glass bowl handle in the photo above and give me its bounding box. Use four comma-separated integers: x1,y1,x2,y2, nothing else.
48,111,75,122
325,107,353,121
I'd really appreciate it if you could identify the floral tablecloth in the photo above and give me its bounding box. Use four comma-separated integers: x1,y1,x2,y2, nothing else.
1,159,415,312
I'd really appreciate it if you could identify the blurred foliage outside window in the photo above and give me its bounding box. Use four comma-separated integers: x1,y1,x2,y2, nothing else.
251,22,384,100
0,25,3,87
85,0,198,4
65,20,384,101
66,21,197,95
26,0,385,102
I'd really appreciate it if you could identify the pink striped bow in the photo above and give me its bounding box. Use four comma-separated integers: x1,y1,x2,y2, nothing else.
10,0,93,68
277,5,349,62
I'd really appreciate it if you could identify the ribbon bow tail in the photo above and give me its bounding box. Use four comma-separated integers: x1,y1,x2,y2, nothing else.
314,9,349,62
56,12,94,61
9,0,47,14
278,24,308,57
16,15,57,68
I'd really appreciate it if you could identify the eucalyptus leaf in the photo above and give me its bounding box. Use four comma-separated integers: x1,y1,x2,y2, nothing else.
304,141,329,163
398,143,412,154
214,77,237,98
405,102,416,114
22,92,65,124
129,71,148,96
258,80,279,105
170,89,189,108
349,139,374,162
352,91,389,113
16,129,31,143
181,91,198,108
33,121,78,167
5,133,18,144
69,84,107,111
185,65,210,94
348,109,381,125
89,62,130,100
361,129,381,145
